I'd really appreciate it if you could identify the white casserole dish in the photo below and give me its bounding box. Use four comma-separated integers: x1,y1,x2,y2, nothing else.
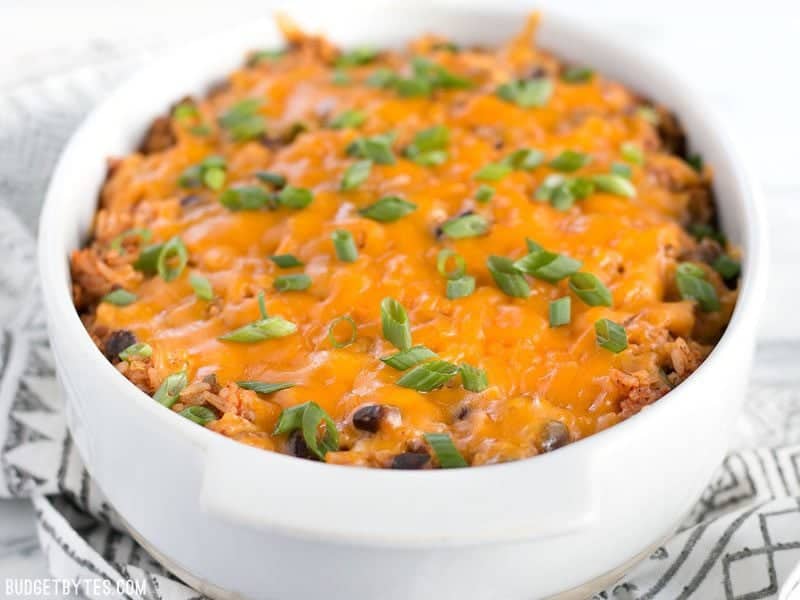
38,4,768,599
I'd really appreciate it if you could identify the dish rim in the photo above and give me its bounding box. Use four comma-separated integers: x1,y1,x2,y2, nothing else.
37,5,769,481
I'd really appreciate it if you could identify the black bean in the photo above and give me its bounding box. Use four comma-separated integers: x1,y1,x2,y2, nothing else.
540,421,570,453
287,430,314,460
391,452,430,470
104,330,136,361
352,404,384,433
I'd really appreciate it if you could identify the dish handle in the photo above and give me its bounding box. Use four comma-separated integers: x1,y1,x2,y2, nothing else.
199,439,597,548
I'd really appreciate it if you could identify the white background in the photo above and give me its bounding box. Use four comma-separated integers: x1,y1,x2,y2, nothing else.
0,0,798,592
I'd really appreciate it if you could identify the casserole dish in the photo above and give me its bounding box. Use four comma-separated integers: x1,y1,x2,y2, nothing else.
38,4,767,599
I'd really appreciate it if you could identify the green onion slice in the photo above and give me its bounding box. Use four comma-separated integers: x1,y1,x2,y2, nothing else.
110,228,152,253
487,256,530,298
381,297,412,351
237,381,295,394
397,360,458,392
514,249,582,283
153,370,188,408
548,297,571,327
687,154,703,172
336,47,378,68
218,98,266,141
346,133,396,164
440,214,489,239
328,315,358,348
496,78,553,108
569,272,613,307
219,186,274,211
447,275,476,299
359,195,417,222
503,148,545,171
274,274,311,292
526,238,543,252
591,174,636,198
179,406,217,425
118,342,152,361
562,66,594,83
277,186,313,209
218,316,297,343
274,401,339,459
157,237,188,282
611,162,632,179
381,345,438,370
595,319,628,353
712,255,741,280
102,289,137,306
256,171,287,188
475,185,495,203
549,150,592,172
257,290,268,319
341,160,373,191
405,125,450,165
332,230,358,262
436,249,466,280
270,254,304,268
459,363,488,393
189,273,214,301
675,263,720,312
474,162,512,182
620,142,645,165
424,432,468,468
329,109,367,129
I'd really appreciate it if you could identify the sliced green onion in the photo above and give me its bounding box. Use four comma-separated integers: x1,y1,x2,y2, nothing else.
459,364,488,393
332,230,358,262
274,401,339,459
569,272,613,307
620,142,645,165
172,102,198,121
526,238,543,252
237,381,295,394
712,255,741,280
178,155,226,189
257,290,268,319
277,186,313,209
562,66,594,83
157,237,188,282
397,360,458,392
153,371,188,408
203,167,226,191
535,176,595,210
274,274,311,292
119,342,152,361
611,162,632,178
346,133,396,164
218,316,297,343
424,432,468,468
592,174,636,198
336,47,378,68
133,243,163,274
366,68,395,88
687,153,703,172
513,250,582,283
381,297,412,351
436,249,466,279
341,160,373,191
110,228,152,253
405,125,450,166
446,276,475,299
255,171,287,188
487,256,529,298
503,148,545,171
595,319,628,353
328,315,358,348
548,297,571,327
636,106,660,125
218,98,265,141
270,254,304,268
687,223,726,245
440,214,489,239
381,345,438,370
102,289,137,306
474,163,512,182
359,195,417,222
247,48,286,65
475,185,495,203
675,263,720,312
189,273,214,301
496,78,553,108
179,406,217,425
329,109,367,129
219,186,274,211
549,150,592,172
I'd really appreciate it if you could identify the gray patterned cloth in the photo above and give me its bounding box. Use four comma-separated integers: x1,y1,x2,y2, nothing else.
2,43,800,600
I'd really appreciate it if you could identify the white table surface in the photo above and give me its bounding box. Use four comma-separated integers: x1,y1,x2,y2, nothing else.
1,0,798,594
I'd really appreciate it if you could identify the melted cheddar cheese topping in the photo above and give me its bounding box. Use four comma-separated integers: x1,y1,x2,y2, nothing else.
72,16,739,468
